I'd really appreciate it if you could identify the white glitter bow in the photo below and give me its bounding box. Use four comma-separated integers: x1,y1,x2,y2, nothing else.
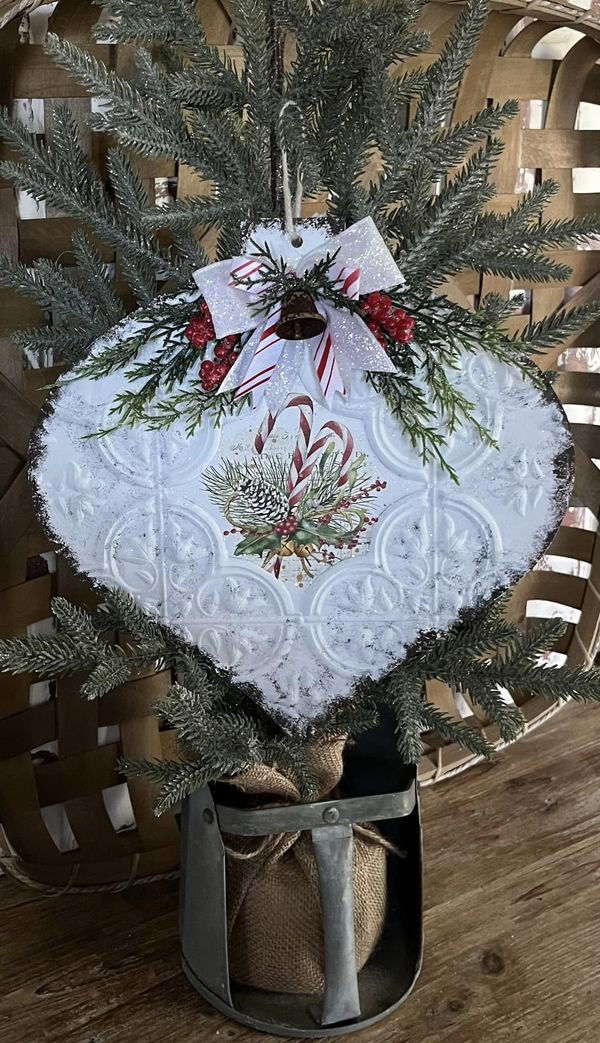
193,217,402,409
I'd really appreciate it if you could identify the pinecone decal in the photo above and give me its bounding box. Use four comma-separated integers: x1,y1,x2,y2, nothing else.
204,457,291,530
232,478,289,527
204,435,383,583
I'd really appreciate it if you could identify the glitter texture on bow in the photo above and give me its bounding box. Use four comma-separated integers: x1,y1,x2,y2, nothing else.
193,217,403,410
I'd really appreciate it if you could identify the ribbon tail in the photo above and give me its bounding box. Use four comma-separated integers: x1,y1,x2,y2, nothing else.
230,306,285,408
217,325,260,396
263,344,304,413
313,326,345,406
326,307,396,389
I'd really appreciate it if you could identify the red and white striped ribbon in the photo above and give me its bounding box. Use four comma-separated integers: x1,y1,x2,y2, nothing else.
331,265,361,300
232,305,284,402
312,266,360,403
228,257,269,290
229,258,362,406
312,329,345,403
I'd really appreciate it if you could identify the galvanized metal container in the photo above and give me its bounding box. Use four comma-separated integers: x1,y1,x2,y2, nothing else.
180,726,423,1037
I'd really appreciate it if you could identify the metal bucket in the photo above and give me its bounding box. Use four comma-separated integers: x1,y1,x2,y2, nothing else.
180,726,423,1037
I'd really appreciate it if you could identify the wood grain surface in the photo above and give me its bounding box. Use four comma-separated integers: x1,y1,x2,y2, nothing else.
0,700,599,1043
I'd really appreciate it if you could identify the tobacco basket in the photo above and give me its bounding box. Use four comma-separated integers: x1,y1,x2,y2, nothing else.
0,0,599,891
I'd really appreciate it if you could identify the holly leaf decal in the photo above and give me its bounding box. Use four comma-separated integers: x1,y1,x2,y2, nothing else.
234,532,281,557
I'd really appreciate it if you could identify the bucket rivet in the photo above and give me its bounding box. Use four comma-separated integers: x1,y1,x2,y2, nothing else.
203,808,214,824
323,806,339,824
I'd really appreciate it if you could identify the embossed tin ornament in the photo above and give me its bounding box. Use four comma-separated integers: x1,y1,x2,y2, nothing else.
31,221,574,724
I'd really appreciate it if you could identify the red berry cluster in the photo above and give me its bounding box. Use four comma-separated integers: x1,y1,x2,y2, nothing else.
274,515,299,537
185,301,216,349
361,292,415,348
199,335,240,391
185,302,241,392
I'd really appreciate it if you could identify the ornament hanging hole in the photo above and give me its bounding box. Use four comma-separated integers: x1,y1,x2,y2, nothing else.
291,235,303,248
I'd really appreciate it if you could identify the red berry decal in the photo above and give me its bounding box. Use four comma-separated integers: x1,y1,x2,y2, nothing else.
274,515,299,537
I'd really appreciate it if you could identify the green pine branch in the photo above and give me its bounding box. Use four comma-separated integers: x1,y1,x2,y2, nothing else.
119,757,219,814
0,104,184,283
0,0,597,370
371,0,490,215
50,597,98,643
392,681,427,762
419,702,497,757
141,196,238,232
45,34,191,162
477,292,526,326
71,231,125,327
1,587,599,811
425,101,520,175
0,632,119,678
517,302,600,351
399,138,505,287
95,0,204,44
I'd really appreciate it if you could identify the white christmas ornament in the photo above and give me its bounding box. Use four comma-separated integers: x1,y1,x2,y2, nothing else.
32,222,573,722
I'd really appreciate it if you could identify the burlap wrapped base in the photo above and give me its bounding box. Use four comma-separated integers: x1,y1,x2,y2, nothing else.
223,739,388,995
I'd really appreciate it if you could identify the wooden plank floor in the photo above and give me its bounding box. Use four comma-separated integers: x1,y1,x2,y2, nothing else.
1,701,600,1043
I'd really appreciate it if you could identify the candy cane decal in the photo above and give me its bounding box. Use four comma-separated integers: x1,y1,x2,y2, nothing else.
255,395,354,509
287,419,354,508
254,398,355,496
207,393,384,583
254,394,314,489
254,395,315,579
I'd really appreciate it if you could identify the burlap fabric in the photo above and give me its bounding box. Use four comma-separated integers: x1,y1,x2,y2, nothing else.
222,738,387,995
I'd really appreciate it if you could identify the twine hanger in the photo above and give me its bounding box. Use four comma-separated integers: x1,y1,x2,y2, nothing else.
278,100,304,246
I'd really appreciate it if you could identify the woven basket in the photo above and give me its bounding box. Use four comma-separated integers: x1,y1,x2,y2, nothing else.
417,1,600,780
0,0,598,890
0,372,182,891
